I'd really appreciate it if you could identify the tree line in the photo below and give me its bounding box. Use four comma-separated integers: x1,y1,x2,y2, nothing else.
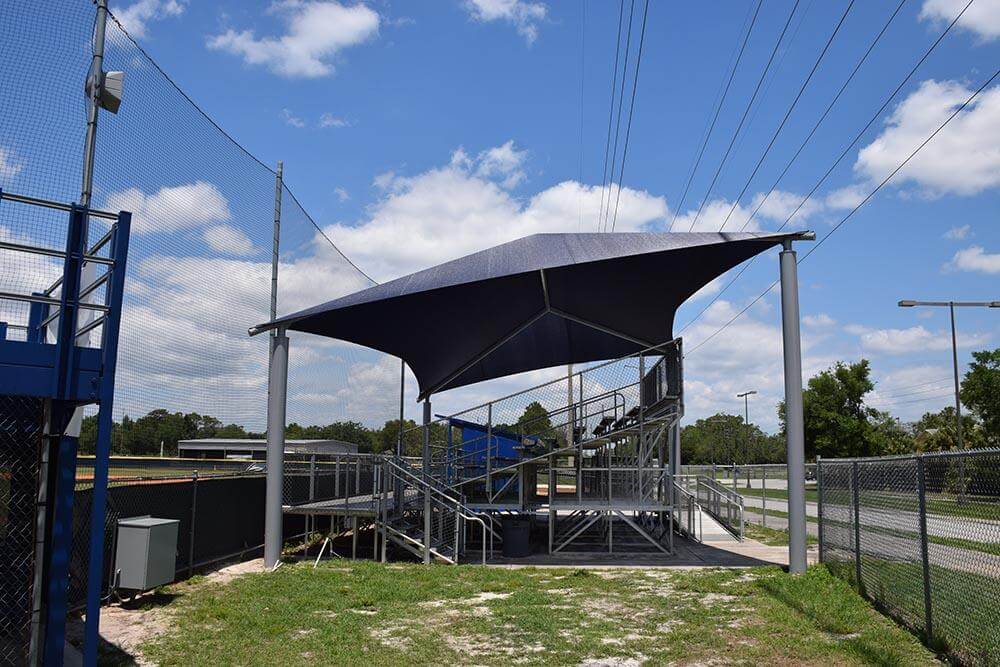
82,347,1000,463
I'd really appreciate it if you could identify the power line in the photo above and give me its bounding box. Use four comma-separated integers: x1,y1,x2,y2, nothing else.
685,67,998,356
874,382,954,400
601,0,637,232
596,0,627,231
676,0,966,336
667,0,763,232
685,0,802,232
869,391,954,408
609,0,651,232
776,0,977,233
716,0,856,232
876,376,953,394
734,0,908,233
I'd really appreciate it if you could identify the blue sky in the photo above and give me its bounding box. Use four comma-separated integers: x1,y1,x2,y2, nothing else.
3,0,999,431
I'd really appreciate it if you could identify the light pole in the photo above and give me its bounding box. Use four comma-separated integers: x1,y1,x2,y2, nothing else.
897,301,999,450
737,390,756,488
899,300,999,504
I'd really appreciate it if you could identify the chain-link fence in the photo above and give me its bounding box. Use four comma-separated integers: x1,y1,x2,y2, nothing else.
817,449,1000,665
0,396,44,665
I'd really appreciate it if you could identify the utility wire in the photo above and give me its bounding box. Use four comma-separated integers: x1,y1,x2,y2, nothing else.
601,0,637,232
735,0,909,233
610,0,651,232
877,376,953,394
873,384,954,401
716,0,856,232
686,0,802,232
596,1,627,231
668,0,763,232
776,0,976,233
869,391,954,407
677,0,961,335
685,67,998,356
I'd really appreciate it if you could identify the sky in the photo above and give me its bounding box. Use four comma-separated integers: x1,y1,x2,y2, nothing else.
2,0,999,433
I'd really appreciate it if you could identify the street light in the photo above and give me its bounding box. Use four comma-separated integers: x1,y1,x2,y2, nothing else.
737,390,757,488
897,300,999,452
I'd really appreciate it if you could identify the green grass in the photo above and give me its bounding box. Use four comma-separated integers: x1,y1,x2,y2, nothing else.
743,521,818,547
140,561,938,666
827,557,1000,665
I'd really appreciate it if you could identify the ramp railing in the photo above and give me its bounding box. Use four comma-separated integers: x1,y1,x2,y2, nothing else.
695,475,745,541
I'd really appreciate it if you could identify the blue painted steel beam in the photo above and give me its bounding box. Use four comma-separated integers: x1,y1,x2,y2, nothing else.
83,211,131,667
42,435,79,666
42,204,87,666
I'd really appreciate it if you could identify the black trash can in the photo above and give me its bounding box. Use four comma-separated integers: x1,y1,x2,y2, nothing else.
501,516,532,557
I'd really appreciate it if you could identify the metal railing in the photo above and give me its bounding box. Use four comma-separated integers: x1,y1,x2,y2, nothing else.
693,475,745,541
379,456,492,565
817,449,1000,666
673,481,703,542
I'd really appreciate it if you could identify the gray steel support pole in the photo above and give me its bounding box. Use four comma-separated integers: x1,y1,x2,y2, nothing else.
264,329,289,569
423,398,431,564
779,240,808,574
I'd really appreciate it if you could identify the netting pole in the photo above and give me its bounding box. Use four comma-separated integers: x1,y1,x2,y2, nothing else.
270,162,283,324
422,398,431,564
779,239,808,574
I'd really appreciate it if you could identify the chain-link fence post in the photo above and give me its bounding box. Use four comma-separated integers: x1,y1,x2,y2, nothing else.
761,465,767,528
816,456,824,563
852,461,862,592
916,454,933,642
188,470,198,576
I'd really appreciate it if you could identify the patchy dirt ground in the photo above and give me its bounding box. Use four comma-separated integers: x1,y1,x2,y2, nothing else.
67,559,266,665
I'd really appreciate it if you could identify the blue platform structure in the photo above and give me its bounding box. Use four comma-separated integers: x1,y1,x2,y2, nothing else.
444,417,545,498
0,190,130,666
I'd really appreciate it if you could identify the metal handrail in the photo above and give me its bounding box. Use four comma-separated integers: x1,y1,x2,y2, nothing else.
0,190,119,220
673,481,703,542
381,456,491,563
696,475,745,541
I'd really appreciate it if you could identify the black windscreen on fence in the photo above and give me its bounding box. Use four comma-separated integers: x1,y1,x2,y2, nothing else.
818,450,1000,665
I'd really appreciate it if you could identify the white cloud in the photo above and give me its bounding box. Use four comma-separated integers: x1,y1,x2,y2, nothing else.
919,0,1000,41
463,0,547,44
203,224,257,256
943,224,971,239
945,245,1000,274
824,184,867,210
851,324,990,355
854,79,1000,196
281,108,306,128
326,142,667,279
105,181,231,234
113,0,185,39
472,140,528,188
319,113,350,128
208,1,380,79
671,189,821,233
679,298,835,432
803,313,836,328
334,186,350,202
0,147,22,183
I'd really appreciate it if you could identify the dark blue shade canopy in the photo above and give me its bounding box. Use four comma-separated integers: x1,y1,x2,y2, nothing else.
253,232,808,400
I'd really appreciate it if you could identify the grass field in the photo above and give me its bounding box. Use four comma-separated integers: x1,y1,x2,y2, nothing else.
135,562,938,666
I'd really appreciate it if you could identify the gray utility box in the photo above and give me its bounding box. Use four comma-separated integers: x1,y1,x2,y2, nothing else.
115,517,180,591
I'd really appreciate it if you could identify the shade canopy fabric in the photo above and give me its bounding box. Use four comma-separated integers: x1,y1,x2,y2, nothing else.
253,232,809,400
